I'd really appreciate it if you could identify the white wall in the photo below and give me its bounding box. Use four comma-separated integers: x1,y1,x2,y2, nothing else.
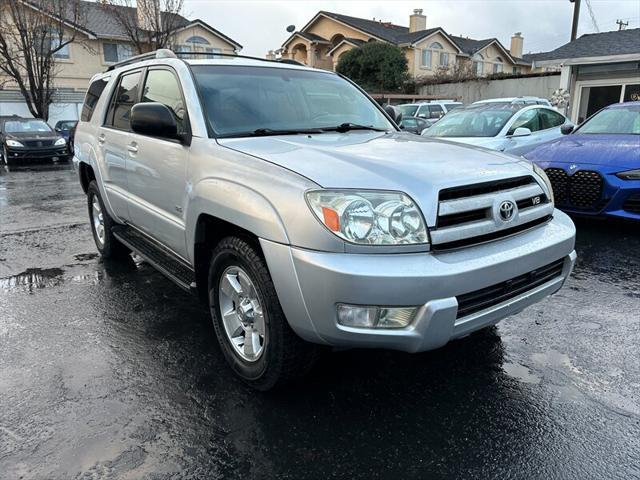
419,74,561,105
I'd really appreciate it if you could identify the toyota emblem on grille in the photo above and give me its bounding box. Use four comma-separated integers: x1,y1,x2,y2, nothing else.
499,200,515,221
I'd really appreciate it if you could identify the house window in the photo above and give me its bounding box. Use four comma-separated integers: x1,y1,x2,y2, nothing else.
493,56,503,73
103,43,133,63
429,42,443,49
440,52,449,67
474,61,484,75
35,29,70,59
421,49,432,68
185,36,210,45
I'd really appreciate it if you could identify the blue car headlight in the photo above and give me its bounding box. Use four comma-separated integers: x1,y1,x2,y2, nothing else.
616,169,640,180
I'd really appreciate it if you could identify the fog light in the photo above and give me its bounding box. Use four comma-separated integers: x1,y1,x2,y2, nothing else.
337,304,418,329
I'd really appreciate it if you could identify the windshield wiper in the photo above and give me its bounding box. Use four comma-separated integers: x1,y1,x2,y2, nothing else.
320,123,388,133
249,128,324,137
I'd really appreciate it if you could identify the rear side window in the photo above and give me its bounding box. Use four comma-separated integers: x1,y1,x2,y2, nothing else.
81,78,108,122
539,109,566,129
508,109,541,134
106,71,142,130
141,69,188,134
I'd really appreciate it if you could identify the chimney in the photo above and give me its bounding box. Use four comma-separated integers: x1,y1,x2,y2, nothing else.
266,50,276,60
409,9,426,33
137,0,160,31
510,32,523,58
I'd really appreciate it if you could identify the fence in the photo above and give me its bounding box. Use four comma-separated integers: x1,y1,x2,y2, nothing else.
418,73,561,105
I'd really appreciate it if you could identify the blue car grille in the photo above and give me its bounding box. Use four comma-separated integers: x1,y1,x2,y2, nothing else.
545,168,604,210
623,194,640,214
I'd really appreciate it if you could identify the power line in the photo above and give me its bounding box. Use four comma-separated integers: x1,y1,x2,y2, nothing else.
584,0,600,32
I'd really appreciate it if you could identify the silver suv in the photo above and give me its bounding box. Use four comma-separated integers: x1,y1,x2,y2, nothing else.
73,50,576,390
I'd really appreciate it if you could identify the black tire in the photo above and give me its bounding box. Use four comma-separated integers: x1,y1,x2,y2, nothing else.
208,236,318,390
87,181,129,259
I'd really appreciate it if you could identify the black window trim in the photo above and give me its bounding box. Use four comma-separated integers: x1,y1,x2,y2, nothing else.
102,67,144,132
135,65,193,145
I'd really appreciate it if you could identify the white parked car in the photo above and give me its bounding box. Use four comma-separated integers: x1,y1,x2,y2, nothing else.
398,101,463,125
474,96,553,107
421,102,573,156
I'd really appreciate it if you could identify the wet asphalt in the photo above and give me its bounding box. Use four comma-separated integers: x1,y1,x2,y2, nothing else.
0,163,638,480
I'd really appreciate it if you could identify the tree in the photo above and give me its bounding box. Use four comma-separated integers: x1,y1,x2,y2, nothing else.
0,0,85,120
336,42,409,92
100,0,185,55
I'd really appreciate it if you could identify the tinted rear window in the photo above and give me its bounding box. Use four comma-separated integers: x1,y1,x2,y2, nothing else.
81,79,108,122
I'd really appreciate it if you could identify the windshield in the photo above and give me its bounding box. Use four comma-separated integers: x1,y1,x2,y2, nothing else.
577,104,640,135
398,104,419,117
4,120,52,134
423,104,521,137
191,65,394,137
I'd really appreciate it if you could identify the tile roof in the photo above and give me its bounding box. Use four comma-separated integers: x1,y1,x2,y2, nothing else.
314,11,527,63
529,28,640,62
28,0,241,48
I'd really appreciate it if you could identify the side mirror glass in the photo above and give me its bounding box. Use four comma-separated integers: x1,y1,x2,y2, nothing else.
130,102,179,141
511,127,532,137
560,124,574,135
383,105,403,125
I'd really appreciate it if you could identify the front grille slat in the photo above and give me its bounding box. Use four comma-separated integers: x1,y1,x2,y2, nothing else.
22,139,55,148
623,194,640,214
456,259,565,318
433,175,552,250
545,168,604,210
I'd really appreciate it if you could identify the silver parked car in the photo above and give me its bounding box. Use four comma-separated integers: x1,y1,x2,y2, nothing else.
73,50,576,390
422,101,573,156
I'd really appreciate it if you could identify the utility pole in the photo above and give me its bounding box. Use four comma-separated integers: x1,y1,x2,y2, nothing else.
616,19,629,30
570,0,581,41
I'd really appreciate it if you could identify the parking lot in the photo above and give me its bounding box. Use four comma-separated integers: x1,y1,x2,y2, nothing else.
0,163,638,479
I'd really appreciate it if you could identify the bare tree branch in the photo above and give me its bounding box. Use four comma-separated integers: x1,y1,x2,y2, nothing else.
0,0,86,120
100,0,185,55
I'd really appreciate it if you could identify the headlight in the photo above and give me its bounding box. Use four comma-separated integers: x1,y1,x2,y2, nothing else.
5,139,24,148
616,169,640,180
54,138,66,146
533,164,554,204
306,190,428,245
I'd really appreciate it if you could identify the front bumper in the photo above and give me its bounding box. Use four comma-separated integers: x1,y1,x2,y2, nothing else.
4,146,68,160
261,210,576,352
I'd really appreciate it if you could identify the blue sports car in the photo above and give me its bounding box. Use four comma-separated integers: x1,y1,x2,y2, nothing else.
525,102,640,221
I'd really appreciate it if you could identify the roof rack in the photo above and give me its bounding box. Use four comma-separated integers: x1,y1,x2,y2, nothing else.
105,49,305,72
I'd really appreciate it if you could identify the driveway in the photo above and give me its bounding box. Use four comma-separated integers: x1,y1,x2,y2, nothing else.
1,164,638,479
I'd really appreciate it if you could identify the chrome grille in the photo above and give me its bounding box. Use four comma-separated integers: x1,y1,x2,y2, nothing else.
545,168,604,210
432,175,553,250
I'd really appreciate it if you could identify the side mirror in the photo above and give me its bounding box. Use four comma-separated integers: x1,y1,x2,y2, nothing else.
130,102,180,141
511,127,532,137
55,127,61,132
430,111,443,119
383,105,403,125
560,124,574,135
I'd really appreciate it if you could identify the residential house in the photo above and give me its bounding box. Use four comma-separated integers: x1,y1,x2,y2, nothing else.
276,10,532,78
0,0,242,124
527,28,640,122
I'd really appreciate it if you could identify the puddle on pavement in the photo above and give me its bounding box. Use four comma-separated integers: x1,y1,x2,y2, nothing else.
0,267,65,292
502,362,541,384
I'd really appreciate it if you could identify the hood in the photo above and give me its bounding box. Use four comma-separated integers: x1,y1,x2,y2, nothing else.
6,131,59,141
431,136,503,149
218,132,536,222
525,134,640,169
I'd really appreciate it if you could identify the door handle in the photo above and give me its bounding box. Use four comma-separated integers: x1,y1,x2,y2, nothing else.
97,134,105,144
127,144,138,154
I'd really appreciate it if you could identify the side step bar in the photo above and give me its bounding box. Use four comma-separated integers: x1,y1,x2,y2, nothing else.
112,225,196,293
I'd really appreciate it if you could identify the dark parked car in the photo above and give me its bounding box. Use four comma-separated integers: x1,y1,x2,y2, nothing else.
0,118,69,164
54,120,78,148
400,116,429,134
526,101,640,221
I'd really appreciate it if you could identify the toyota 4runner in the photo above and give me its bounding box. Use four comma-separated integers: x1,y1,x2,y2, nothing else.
73,50,576,390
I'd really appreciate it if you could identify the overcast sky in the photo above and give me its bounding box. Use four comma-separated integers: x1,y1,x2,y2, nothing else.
183,0,640,57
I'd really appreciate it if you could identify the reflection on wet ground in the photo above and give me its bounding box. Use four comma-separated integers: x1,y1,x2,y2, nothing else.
0,164,639,479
